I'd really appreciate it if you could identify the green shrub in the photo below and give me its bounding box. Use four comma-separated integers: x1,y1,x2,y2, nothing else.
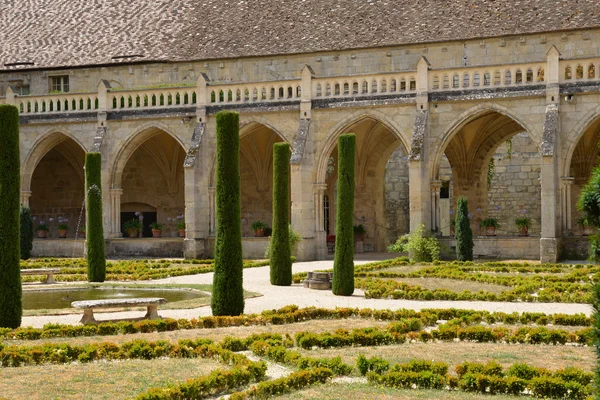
85,152,106,283
0,105,22,329
357,354,390,376
332,134,356,296
212,111,244,316
593,283,600,396
19,206,33,260
455,197,473,261
389,225,440,262
270,142,292,286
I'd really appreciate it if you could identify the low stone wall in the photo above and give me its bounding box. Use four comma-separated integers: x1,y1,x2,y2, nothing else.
105,238,184,258
32,239,86,258
205,237,270,259
440,236,541,260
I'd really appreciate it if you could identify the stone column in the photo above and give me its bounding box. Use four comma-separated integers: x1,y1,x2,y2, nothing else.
291,164,321,261
109,188,123,238
430,180,442,232
313,183,328,259
183,161,210,259
208,187,216,235
409,160,432,232
20,190,32,207
561,177,574,233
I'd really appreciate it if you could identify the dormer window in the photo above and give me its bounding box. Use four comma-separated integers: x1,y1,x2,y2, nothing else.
49,75,69,93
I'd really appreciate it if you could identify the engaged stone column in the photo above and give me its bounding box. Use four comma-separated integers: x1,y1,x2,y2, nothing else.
561,177,574,233
291,164,320,261
20,190,32,207
183,163,209,259
409,160,432,231
109,188,123,238
313,183,328,259
430,180,442,233
208,187,216,235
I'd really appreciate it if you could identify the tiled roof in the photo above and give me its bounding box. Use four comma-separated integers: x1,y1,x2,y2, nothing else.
1,0,599,70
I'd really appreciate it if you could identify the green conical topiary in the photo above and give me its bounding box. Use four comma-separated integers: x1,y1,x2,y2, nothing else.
0,105,22,328
211,111,245,316
270,142,292,286
455,196,473,261
332,133,356,296
85,152,106,282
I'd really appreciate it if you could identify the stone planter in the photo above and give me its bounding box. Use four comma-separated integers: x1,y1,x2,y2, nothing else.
518,226,529,237
58,230,68,238
37,230,47,239
178,229,186,238
152,229,162,238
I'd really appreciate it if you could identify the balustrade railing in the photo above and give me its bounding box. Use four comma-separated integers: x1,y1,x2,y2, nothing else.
206,80,302,105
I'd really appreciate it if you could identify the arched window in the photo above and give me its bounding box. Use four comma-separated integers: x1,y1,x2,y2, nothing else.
261,88,267,100
526,69,533,83
409,78,416,91
432,76,440,90
462,73,470,88
484,73,491,86
473,73,480,87
236,89,241,101
371,80,378,93
565,66,572,80
210,91,216,103
390,79,397,92
381,80,387,92
515,70,523,84
576,65,584,80
452,74,460,88
443,75,449,89
326,84,331,96
296,86,301,97
316,84,322,97
244,89,250,101
151,94,157,106
589,65,596,79
334,83,340,96
228,90,233,102
343,83,349,95
352,82,359,94
219,90,224,102
287,87,293,98
493,70,501,86
504,70,512,85
400,79,407,91
183,93,188,104
362,81,368,94
537,68,545,82
252,88,258,101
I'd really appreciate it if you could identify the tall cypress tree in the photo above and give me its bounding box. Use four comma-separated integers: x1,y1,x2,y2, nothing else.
85,152,106,282
455,196,473,261
332,133,356,296
0,105,22,328
211,111,244,316
592,283,600,399
20,205,34,260
270,142,291,286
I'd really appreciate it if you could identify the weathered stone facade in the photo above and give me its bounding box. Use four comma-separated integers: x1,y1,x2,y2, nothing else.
3,18,600,261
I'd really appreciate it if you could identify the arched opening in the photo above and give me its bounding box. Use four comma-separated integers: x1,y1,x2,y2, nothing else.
322,117,409,252
568,117,600,235
29,135,86,238
119,129,186,237
238,123,286,237
435,111,541,236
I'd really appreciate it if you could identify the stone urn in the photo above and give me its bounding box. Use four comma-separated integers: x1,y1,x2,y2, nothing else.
37,230,47,239
178,229,186,238
152,229,162,238
58,229,68,238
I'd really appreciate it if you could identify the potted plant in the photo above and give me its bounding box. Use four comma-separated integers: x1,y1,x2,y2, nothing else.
251,221,268,237
151,222,164,238
36,222,49,238
577,216,595,236
176,220,186,238
353,224,366,241
480,217,499,236
123,218,141,238
515,217,531,236
57,222,69,238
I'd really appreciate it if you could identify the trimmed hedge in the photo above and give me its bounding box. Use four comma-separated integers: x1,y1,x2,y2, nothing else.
85,152,106,282
455,196,473,261
0,105,22,329
212,111,244,316
19,206,33,260
229,368,333,399
332,133,356,296
593,283,600,396
270,142,292,286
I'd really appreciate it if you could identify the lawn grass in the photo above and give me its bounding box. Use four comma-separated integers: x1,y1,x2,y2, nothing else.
0,358,221,400
390,277,509,295
274,382,536,399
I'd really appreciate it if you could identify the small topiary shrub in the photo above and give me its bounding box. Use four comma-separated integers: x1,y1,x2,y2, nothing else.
455,196,473,261
270,142,292,286
85,152,106,283
332,133,356,296
388,225,440,262
20,205,33,260
0,105,22,328
212,111,244,316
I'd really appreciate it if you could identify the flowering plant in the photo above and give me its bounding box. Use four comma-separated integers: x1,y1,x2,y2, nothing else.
36,221,49,231
175,215,185,230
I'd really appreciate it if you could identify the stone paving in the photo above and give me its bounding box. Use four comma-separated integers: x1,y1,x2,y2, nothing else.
21,258,592,328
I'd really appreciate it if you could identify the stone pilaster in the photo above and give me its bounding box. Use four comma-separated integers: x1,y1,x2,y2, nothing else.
109,188,123,238
291,163,320,261
20,190,32,207
313,183,328,259
430,180,442,233
561,177,574,233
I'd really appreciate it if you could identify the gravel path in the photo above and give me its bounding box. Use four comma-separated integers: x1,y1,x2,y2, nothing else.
20,259,593,328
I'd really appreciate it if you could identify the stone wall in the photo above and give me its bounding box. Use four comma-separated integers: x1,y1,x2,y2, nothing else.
384,146,410,245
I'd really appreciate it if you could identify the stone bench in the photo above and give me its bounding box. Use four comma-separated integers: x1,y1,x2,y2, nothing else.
71,297,168,325
20,268,61,284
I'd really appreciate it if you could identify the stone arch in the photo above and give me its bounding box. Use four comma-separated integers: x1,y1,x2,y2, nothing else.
111,123,186,189
316,110,410,184
431,103,540,180
22,129,87,192
562,105,600,177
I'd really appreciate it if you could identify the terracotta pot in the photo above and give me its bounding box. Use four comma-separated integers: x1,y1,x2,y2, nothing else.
58,229,68,238
255,228,265,237
485,226,496,236
152,229,162,238
178,229,186,238
37,230,47,239
518,226,529,236
128,229,138,238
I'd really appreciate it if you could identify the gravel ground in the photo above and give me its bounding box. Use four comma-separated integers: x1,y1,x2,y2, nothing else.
20,259,593,328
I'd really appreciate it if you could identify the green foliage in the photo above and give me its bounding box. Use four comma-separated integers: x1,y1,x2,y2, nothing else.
480,217,499,229
57,223,69,231
593,283,600,398
251,221,268,231
578,166,600,228
265,225,301,259
0,105,22,328
19,206,33,260
35,223,49,232
357,354,391,376
455,197,473,261
123,218,141,231
353,224,366,235
388,225,440,262
515,217,531,229
85,152,106,283
150,222,164,230
212,111,244,316
270,142,292,286
332,134,356,296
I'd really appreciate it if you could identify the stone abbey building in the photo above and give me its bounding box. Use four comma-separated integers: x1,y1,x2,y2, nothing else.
2,0,600,262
